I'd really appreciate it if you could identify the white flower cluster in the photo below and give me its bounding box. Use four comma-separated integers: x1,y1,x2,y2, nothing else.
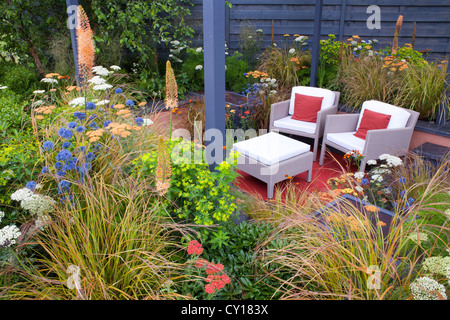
410,277,447,300
11,187,55,216
69,97,86,107
0,85,7,90
142,118,154,126
92,65,110,77
41,78,58,84
422,255,450,276
406,231,429,244
378,154,402,167
288,48,296,54
0,210,21,248
110,65,121,71
195,65,203,71
33,90,46,94
88,75,107,85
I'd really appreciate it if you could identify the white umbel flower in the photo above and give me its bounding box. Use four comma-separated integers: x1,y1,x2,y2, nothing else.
410,277,447,300
92,66,110,77
195,65,203,71
69,97,86,107
142,118,154,126
33,90,46,94
93,83,113,91
0,224,21,248
0,85,7,90
96,99,110,106
289,48,296,54
41,78,58,84
88,76,107,85
110,65,121,71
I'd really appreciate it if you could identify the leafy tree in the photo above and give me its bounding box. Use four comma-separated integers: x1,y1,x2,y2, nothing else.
87,0,194,73
0,0,67,75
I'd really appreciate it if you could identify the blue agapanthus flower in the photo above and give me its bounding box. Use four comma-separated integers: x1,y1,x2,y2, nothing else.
104,120,112,128
42,141,54,151
115,88,123,94
26,181,37,191
126,100,135,107
86,101,96,110
62,141,72,149
399,177,406,184
78,146,87,153
135,117,144,126
56,149,72,162
65,157,78,171
58,127,73,140
41,166,49,174
68,121,78,129
73,111,86,120
361,178,369,185
76,126,86,133
56,170,66,177
85,152,95,161
58,180,71,194
89,122,99,130
55,161,63,169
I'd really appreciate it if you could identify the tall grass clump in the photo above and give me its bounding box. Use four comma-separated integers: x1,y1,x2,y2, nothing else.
253,156,450,300
394,62,449,121
2,172,189,300
338,56,402,110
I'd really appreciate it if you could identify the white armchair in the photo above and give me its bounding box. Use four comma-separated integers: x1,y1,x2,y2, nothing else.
269,86,340,161
319,100,420,172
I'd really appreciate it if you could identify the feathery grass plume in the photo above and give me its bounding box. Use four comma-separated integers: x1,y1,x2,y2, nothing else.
155,135,171,196
392,15,403,54
76,5,95,85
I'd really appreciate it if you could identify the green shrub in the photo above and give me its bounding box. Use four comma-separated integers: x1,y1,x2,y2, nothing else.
133,139,239,239
0,90,29,130
0,62,39,97
180,47,204,91
201,219,288,300
225,52,250,93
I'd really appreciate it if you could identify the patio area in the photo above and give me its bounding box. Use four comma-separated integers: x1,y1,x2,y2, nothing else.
1,0,449,304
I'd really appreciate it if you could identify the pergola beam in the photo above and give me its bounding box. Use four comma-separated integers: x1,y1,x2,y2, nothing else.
203,0,226,168
310,0,324,87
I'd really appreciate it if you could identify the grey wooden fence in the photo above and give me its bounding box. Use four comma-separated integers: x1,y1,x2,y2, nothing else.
186,0,450,59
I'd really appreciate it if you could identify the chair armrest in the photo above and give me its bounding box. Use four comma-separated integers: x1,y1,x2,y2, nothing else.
363,127,414,158
315,105,338,135
269,100,290,131
323,113,360,136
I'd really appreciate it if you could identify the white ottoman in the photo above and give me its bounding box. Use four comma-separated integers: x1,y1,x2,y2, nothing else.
233,132,313,198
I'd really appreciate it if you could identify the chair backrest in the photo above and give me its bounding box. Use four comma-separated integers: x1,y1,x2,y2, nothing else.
356,100,417,130
288,86,336,115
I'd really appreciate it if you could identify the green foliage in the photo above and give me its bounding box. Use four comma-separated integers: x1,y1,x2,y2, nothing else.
0,128,39,209
225,52,250,93
91,0,194,73
0,62,39,98
180,47,204,91
0,0,67,73
0,89,29,130
133,139,239,234
201,219,287,300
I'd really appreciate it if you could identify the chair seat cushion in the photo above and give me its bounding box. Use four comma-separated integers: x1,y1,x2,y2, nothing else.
273,116,317,134
291,93,324,122
233,132,310,166
357,100,411,130
354,108,391,140
326,131,366,154
289,86,335,115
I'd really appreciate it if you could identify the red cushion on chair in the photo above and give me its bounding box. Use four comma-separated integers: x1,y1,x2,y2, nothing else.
291,93,324,123
354,108,391,140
